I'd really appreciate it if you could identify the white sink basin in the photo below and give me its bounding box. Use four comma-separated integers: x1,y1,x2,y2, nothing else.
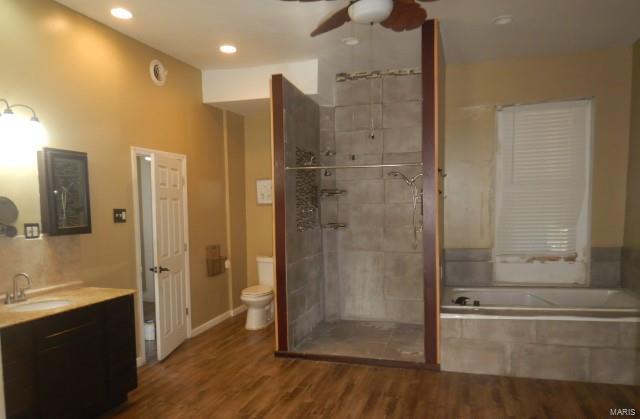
8,299,72,312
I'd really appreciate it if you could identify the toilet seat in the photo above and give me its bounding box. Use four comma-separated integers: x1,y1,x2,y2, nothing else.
242,285,273,297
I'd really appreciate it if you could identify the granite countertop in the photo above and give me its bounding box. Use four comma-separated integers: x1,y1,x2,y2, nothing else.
0,287,136,329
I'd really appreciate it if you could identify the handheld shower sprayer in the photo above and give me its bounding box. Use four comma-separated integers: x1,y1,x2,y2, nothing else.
388,170,424,249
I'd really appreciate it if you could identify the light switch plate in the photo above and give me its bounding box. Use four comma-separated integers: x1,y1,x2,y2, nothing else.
113,209,127,223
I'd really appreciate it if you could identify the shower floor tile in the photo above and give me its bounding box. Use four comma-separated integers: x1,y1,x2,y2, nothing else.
294,320,424,363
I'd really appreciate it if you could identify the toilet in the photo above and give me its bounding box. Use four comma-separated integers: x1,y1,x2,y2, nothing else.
241,256,274,330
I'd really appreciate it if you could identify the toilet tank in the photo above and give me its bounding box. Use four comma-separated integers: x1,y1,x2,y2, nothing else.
256,256,274,287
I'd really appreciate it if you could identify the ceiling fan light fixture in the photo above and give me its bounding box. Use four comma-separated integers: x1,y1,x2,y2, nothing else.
348,0,394,25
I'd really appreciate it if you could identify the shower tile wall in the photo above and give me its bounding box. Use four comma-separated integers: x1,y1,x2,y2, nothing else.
283,79,324,348
329,74,424,324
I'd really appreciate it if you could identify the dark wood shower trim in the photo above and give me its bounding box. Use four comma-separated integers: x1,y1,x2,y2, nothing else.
271,74,288,351
422,20,441,367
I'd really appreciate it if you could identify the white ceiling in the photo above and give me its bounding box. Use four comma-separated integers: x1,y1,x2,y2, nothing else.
55,0,640,72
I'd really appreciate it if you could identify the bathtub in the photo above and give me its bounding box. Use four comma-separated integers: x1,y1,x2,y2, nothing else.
441,287,640,316
439,287,640,385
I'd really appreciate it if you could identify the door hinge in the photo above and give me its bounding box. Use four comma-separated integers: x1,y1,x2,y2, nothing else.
182,177,186,187
184,243,188,252
186,307,189,316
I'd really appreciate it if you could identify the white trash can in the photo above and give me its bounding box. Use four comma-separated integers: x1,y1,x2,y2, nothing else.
144,320,156,341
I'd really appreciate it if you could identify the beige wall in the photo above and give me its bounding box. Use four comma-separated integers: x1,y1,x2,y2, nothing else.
0,0,231,342
224,111,247,308
623,40,640,292
243,111,273,286
444,47,633,249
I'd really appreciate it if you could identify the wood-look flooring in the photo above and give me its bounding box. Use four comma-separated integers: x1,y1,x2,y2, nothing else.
106,315,639,419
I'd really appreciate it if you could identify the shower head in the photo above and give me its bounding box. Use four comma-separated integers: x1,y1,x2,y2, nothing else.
389,171,412,186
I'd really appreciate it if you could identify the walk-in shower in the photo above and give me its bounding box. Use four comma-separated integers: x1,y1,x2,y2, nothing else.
271,66,437,365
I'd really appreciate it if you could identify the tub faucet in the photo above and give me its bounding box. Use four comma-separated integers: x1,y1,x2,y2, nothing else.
5,273,32,304
452,296,469,306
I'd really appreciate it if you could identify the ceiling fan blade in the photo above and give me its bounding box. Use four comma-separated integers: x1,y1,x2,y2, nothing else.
380,0,427,32
310,6,351,37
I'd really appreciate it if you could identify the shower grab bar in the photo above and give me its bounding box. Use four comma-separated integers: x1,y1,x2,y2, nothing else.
285,162,423,171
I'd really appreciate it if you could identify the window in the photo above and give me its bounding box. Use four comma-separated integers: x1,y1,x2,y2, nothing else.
494,100,592,285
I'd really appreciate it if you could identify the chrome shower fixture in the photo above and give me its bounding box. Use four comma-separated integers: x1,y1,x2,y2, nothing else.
388,171,423,186
388,170,424,249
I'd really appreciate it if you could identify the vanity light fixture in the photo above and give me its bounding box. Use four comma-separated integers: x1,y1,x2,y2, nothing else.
111,7,133,20
219,44,237,54
0,99,49,155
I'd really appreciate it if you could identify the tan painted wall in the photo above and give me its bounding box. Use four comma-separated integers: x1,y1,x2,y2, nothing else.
0,0,231,342
243,111,274,286
224,111,248,308
444,47,633,248
622,40,640,292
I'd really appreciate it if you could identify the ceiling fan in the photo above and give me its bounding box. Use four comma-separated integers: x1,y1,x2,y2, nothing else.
281,0,438,37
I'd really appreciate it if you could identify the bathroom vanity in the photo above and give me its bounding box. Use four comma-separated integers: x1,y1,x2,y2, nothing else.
0,287,137,418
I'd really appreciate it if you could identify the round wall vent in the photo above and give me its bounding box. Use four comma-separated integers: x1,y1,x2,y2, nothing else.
149,59,168,86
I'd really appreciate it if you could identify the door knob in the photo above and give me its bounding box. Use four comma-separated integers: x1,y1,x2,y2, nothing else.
150,266,170,273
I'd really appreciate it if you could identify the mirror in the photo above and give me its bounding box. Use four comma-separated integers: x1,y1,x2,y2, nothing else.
0,196,18,237
0,153,41,236
0,104,46,235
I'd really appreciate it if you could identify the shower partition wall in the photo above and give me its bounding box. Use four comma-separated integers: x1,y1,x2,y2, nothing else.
272,20,443,369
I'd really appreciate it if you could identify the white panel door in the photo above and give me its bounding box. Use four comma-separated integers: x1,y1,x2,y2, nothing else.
152,153,188,361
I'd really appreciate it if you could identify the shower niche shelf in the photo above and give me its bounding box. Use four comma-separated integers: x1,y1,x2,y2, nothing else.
295,148,319,232
321,223,347,230
320,189,347,198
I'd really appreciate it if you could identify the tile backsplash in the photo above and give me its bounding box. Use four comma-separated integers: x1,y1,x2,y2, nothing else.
0,235,82,292
443,247,623,288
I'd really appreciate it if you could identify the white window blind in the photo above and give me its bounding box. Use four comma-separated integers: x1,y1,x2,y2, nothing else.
494,100,592,284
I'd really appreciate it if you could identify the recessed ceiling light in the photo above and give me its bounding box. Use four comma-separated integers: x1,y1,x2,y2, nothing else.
342,37,360,46
111,7,133,20
219,45,237,54
492,15,513,25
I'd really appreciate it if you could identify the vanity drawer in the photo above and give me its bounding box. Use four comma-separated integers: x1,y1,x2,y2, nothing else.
32,304,102,350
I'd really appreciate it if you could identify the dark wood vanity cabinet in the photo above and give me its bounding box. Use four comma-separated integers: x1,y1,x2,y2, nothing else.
1,295,137,418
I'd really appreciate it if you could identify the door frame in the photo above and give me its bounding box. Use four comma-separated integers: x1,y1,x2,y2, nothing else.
130,146,193,366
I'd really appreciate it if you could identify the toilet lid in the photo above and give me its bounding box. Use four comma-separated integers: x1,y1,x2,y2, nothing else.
242,285,273,297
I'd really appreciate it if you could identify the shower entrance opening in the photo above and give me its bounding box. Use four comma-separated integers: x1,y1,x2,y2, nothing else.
271,20,443,369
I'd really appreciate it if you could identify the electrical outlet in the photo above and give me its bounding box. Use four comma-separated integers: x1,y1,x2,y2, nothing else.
24,223,40,239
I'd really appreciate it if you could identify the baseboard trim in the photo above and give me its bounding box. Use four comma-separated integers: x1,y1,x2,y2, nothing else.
231,305,247,316
136,356,145,368
190,310,232,338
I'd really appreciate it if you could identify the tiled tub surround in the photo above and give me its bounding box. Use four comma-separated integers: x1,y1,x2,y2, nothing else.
331,73,425,325
441,316,640,385
442,287,640,312
443,247,623,288
283,78,325,348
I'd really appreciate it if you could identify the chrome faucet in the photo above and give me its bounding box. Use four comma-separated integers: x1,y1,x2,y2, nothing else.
5,273,32,304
